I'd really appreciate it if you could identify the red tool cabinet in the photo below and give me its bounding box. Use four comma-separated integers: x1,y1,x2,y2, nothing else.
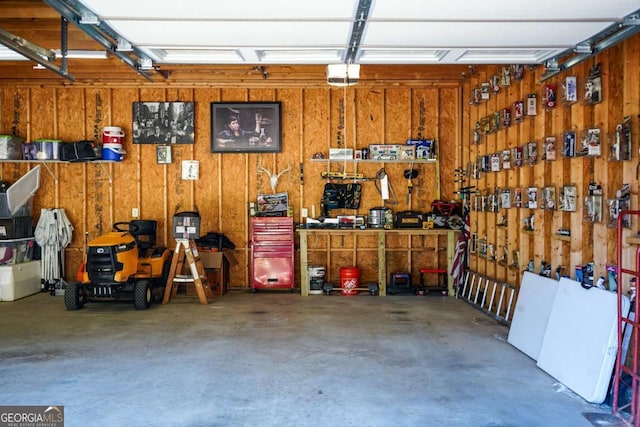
250,217,295,292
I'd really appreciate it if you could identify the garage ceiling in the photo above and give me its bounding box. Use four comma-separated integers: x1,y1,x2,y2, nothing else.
0,0,639,82
50,0,640,64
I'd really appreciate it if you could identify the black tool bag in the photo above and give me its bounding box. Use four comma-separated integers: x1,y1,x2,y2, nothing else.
60,140,98,162
323,183,362,209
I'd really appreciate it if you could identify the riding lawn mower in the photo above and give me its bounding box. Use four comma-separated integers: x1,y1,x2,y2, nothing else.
64,220,171,310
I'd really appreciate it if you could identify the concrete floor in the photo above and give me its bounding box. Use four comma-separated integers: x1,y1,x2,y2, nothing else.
0,289,617,427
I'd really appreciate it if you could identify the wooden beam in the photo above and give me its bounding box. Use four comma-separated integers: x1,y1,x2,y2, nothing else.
0,1,62,20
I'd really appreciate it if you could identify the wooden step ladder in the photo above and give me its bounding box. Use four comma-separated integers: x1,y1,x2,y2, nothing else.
162,239,212,305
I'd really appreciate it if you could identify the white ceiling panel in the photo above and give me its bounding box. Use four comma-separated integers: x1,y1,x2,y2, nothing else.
108,21,352,48
72,0,640,66
3,0,639,69
370,0,640,21
143,48,245,64
452,49,565,64
358,49,448,63
362,22,621,48
80,0,359,20
255,49,344,64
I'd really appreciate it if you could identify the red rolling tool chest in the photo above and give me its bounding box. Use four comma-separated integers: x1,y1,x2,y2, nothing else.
250,217,295,292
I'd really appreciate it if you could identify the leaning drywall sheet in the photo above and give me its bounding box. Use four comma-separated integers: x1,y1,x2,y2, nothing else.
536,277,629,404
507,271,559,360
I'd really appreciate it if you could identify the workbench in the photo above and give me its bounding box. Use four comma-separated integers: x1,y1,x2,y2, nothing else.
297,228,459,296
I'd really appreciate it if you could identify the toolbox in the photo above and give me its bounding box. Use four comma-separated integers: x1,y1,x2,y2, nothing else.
250,217,295,292
395,211,423,228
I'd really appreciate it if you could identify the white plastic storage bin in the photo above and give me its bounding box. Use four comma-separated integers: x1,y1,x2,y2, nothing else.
0,260,41,301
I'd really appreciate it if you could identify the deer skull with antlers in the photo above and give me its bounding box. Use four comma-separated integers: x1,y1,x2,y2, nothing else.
257,158,291,193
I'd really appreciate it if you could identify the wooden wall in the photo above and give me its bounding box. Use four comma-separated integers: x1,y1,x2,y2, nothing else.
0,82,461,288
462,34,640,291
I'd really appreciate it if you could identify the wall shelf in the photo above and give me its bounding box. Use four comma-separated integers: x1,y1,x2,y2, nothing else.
0,160,116,184
552,234,571,242
309,158,436,164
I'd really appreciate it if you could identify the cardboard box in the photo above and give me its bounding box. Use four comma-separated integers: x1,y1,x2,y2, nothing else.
199,250,238,269
369,144,401,160
329,148,353,160
198,250,238,295
406,139,435,159
257,192,288,215
398,145,415,160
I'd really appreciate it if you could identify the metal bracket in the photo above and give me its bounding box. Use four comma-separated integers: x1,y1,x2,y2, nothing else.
0,27,74,82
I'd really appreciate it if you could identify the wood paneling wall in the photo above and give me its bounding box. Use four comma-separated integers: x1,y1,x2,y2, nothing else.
462,34,640,291
0,82,460,288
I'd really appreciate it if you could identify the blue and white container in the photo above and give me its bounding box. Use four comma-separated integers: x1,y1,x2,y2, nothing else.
102,143,125,161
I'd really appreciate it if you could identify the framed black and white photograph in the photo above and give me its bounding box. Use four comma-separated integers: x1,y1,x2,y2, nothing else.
156,145,172,164
133,102,195,144
211,102,281,153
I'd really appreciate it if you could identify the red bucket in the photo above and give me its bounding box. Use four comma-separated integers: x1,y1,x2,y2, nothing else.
102,126,124,144
340,266,360,296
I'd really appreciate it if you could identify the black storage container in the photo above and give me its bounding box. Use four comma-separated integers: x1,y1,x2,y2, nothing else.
173,211,201,239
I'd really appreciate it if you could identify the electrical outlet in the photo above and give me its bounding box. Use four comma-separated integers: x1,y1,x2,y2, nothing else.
301,208,308,218
132,208,139,217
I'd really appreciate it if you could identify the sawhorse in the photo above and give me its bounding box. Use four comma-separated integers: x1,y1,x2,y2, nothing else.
162,239,212,305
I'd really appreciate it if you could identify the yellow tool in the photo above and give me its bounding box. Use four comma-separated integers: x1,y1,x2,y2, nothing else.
321,171,365,180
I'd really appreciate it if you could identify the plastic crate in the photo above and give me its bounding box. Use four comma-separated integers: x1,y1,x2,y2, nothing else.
0,237,35,265
0,217,33,238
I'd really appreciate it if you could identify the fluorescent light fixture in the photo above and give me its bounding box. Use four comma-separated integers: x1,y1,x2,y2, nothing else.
327,63,360,87
54,50,107,59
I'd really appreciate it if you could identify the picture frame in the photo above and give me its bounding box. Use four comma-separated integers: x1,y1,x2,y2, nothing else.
133,102,195,144
156,145,172,164
211,102,281,153
181,160,199,180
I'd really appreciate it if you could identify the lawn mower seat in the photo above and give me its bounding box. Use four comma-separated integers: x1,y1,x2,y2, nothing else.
130,220,157,258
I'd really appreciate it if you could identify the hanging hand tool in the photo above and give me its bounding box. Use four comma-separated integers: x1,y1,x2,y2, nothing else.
403,168,417,205
374,168,398,205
